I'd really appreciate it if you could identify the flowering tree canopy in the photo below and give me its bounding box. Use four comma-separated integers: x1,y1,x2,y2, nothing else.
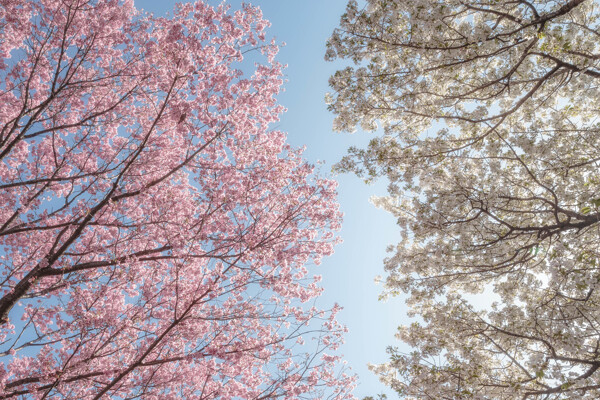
328,0,600,398
0,0,356,398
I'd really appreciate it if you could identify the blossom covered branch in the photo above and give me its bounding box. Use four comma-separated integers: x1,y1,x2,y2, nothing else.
0,0,355,398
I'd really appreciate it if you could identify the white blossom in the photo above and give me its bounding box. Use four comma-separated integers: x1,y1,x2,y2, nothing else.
329,0,600,398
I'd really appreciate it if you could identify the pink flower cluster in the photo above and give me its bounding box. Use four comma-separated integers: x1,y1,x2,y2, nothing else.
0,0,355,398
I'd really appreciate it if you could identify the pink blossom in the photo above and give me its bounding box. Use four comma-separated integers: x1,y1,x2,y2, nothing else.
0,1,354,398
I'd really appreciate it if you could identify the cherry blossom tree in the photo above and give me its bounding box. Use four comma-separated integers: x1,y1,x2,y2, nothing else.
328,0,600,398
0,0,356,398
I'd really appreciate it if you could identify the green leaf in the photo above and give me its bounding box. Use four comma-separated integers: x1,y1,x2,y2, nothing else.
536,370,545,379
581,206,592,214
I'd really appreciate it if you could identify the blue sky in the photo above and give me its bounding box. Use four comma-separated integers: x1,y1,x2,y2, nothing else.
135,1,407,397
